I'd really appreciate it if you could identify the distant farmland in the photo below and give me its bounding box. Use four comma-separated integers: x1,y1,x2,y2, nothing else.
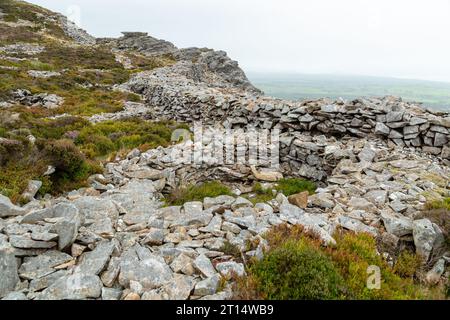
248,73,450,112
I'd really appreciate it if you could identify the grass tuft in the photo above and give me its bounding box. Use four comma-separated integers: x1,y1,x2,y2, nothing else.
166,181,232,206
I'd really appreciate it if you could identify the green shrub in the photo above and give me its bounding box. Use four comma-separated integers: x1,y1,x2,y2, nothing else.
0,164,35,202
425,197,450,211
243,239,345,300
276,178,317,196
38,44,122,70
42,139,86,177
75,119,182,157
79,134,115,157
166,181,232,206
234,224,447,300
40,139,100,193
394,251,422,278
245,182,275,204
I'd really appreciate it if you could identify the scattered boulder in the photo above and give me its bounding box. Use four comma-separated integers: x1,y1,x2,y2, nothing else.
216,261,246,278
38,273,103,300
0,195,26,218
413,219,444,261
21,180,42,202
288,191,309,209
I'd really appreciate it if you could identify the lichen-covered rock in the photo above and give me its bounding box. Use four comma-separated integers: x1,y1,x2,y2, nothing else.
0,194,26,218
37,273,103,300
0,246,19,298
413,219,444,261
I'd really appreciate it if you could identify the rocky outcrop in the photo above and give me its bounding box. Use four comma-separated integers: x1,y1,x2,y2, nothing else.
98,32,177,56
101,32,262,94
56,15,96,45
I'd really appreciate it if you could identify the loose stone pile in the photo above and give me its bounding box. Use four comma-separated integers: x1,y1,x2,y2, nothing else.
88,101,154,123
12,89,64,109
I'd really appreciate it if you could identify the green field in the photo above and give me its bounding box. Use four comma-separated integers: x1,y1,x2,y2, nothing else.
248,73,450,111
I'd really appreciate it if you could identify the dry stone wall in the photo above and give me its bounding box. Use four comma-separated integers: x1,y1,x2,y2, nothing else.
122,63,450,165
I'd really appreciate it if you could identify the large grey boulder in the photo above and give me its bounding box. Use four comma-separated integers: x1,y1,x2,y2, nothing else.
413,219,444,261
425,259,446,285
21,180,42,202
30,270,68,292
75,240,115,275
381,210,413,237
9,235,56,249
194,274,221,296
37,273,103,300
338,216,378,236
52,202,81,250
18,250,72,280
0,246,19,298
1,292,28,300
216,261,246,278
193,254,216,278
162,274,196,300
358,144,377,162
119,256,173,289
365,190,388,206
0,195,26,218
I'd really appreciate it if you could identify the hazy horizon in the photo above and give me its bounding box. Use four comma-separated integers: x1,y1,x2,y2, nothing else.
248,72,450,85
28,0,450,83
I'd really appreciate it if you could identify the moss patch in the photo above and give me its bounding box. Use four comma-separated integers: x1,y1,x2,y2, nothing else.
275,178,317,196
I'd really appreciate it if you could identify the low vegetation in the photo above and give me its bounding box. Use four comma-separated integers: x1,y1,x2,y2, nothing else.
245,182,275,204
166,181,232,206
419,197,450,254
0,116,188,201
234,224,446,300
425,197,450,211
246,178,317,204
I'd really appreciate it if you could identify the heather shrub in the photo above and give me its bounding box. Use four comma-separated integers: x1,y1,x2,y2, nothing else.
234,224,447,300
238,239,345,300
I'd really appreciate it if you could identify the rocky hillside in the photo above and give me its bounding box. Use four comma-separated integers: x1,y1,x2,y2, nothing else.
0,0,449,300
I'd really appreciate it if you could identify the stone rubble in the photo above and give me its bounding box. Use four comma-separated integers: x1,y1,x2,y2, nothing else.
27,70,61,79
88,101,153,123
0,43,45,55
0,133,448,299
119,61,450,161
12,89,64,109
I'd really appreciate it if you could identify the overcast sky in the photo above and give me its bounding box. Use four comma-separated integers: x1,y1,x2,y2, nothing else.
28,0,450,82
